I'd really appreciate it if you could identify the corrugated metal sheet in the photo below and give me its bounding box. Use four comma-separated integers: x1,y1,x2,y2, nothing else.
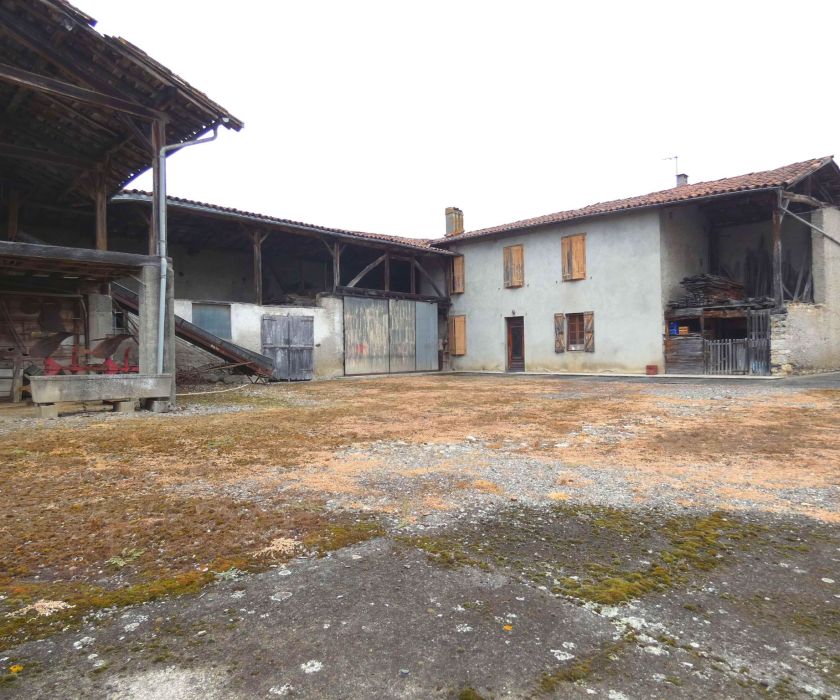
261,315,314,381
388,299,416,373
415,301,438,371
344,297,389,375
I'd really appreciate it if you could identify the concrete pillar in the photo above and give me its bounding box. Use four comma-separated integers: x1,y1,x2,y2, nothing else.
810,207,840,306
138,262,175,410
803,206,840,370
87,293,114,344
138,263,160,375
38,404,59,419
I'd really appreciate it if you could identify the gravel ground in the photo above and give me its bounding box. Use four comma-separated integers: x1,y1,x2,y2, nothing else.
2,373,838,698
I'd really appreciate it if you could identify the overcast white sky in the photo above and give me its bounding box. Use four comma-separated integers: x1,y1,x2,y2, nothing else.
78,0,840,239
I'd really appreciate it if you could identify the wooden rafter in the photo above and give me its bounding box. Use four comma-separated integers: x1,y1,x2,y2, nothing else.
0,62,166,121
0,141,96,170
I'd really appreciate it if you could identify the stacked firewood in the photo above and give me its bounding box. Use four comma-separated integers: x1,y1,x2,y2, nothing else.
680,274,745,303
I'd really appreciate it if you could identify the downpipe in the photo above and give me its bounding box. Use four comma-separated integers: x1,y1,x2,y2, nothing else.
155,124,221,375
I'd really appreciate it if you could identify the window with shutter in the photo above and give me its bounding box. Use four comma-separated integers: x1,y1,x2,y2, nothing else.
567,312,585,350
561,234,586,281
554,313,565,353
451,256,465,294
564,311,594,352
503,245,524,288
449,315,467,355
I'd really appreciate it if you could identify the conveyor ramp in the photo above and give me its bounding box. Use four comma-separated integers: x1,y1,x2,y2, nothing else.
111,284,276,378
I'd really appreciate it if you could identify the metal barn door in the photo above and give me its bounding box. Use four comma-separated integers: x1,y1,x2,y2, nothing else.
261,315,314,381
389,299,416,372
344,297,389,375
415,301,439,371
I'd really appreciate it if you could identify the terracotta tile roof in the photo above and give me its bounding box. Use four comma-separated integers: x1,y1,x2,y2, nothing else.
114,191,446,255
438,156,835,244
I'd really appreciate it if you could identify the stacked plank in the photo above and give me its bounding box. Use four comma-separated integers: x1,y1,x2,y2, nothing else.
680,274,744,302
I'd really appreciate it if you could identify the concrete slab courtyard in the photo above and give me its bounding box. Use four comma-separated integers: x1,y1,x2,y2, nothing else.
1,374,838,699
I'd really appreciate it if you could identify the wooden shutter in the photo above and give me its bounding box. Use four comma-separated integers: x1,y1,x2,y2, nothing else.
451,256,465,294
572,235,586,280
583,311,594,352
561,237,572,280
511,245,524,287
554,313,565,353
504,245,523,288
449,315,466,355
562,235,586,281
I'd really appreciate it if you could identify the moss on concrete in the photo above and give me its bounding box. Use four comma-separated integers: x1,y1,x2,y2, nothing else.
399,505,759,606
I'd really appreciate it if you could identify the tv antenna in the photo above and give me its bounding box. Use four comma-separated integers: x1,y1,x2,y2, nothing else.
663,155,679,176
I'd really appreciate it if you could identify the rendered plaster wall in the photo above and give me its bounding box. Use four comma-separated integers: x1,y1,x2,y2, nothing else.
444,209,665,373
659,204,708,306
175,295,345,379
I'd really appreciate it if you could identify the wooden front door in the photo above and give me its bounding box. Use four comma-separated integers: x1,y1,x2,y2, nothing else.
506,316,524,372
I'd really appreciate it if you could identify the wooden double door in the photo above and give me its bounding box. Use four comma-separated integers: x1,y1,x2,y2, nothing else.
261,315,314,381
506,316,524,372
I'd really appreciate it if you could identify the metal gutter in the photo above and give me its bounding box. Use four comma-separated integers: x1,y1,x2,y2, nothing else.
154,126,220,375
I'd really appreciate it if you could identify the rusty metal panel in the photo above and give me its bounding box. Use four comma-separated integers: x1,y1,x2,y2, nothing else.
344,297,389,375
415,301,438,371
388,299,415,373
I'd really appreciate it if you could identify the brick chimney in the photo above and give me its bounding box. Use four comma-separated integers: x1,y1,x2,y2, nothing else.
676,173,689,187
445,207,464,237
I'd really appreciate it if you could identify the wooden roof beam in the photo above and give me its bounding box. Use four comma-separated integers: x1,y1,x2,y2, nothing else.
781,190,831,209
0,62,166,121
346,253,387,288
0,141,97,170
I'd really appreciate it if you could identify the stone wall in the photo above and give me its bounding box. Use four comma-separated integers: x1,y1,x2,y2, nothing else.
770,311,792,375
771,304,840,374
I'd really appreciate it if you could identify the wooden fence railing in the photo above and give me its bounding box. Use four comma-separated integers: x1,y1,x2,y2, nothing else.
705,338,769,375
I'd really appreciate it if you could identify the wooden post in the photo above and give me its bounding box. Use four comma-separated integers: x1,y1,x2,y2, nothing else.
94,173,107,251
772,197,783,309
333,242,341,291
252,231,266,305
6,189,19,240
149,119,165,255
384,253,390,291
410,257,416,294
